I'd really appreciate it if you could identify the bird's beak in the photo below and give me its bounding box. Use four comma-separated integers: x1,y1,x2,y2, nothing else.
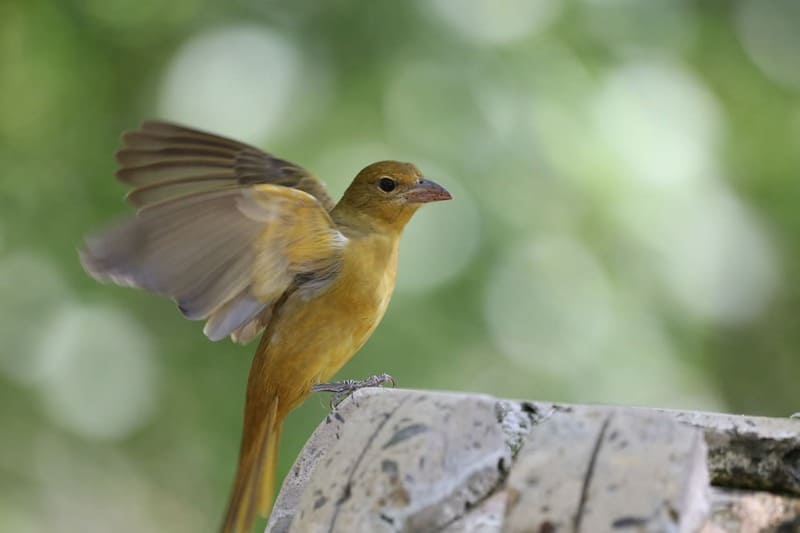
404,178,452,204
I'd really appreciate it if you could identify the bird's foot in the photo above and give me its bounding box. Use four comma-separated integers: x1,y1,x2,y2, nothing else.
312,373,396,409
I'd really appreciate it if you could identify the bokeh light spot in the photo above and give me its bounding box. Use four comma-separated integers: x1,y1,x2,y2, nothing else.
32,435,206,532
628,184,778,324
485,236,615,375
590,59,777,324
159,26,303,142
584,310,724,410
0,251,69,384
736,0,800,90
423,0,561,46
592,59,721,187
484,236,727,409
35,303,159,441
384,61,486,161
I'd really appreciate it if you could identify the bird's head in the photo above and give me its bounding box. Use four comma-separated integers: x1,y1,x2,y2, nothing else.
336,161,452,232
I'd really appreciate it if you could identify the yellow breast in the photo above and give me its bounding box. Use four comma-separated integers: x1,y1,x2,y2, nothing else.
259,230,400,408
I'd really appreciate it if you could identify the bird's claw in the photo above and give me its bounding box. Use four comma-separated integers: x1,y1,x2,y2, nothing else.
312,373,396,410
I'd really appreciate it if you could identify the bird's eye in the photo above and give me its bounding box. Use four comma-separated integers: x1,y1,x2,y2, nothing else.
378,177,396,192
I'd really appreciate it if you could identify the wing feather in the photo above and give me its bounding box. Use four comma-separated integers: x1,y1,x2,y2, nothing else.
81,185,345,343
115,121,335,210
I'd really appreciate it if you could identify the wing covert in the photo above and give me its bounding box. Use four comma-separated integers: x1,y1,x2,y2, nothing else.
81,185,346,344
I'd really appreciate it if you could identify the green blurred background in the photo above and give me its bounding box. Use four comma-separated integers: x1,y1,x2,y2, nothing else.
2,0,800,530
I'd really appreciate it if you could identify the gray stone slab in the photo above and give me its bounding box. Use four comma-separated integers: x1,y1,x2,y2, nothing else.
266,389,800,533
267,388,527,532
504,407,709,532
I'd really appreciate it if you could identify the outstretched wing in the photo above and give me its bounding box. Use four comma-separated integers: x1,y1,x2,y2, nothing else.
81,185,345,344
115,121,336,211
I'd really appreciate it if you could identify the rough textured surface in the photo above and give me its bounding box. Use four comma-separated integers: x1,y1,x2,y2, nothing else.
266,388,800,533
702,487,800,532
504,406,709,532
438,490,508,533
663,409,800,495
520,401,800,496
502,405,606,532
267,389,533,533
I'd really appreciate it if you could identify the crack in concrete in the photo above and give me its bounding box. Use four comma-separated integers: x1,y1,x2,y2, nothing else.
430,400,547,532
326,394,412,533
573,414,612,533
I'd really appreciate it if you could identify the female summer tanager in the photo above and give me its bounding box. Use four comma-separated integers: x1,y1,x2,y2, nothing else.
80,121,451,532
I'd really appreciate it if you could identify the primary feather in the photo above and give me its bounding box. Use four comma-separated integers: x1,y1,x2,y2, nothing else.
117,121,336,210
82,180,345,343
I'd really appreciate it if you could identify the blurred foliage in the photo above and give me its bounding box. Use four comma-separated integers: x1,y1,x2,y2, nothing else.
2,0,800,531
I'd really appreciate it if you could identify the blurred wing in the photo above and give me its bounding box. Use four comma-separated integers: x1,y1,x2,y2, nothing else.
116,121,336,211
80,185,346,343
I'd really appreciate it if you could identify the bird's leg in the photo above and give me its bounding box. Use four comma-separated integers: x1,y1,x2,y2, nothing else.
311,373,396,409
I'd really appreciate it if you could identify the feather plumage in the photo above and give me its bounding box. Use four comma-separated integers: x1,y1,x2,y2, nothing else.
81,185,345,343
116,121,336,210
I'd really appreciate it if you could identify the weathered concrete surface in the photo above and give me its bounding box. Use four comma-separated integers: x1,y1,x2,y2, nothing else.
701,487,800,533
663,409,800,495
503,406,708,532
268,389,531,533
266,388,800,533
521,401,800,496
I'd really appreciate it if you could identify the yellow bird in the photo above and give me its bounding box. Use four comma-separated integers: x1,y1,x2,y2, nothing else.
80,121,451,532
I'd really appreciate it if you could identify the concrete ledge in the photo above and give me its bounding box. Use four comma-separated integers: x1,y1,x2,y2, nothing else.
266,388,800,533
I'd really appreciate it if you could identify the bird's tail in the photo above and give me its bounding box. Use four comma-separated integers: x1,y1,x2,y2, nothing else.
221,395,283,533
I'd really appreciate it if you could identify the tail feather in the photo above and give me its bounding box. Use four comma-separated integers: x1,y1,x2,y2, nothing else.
222,397,282,533
258,421,282,516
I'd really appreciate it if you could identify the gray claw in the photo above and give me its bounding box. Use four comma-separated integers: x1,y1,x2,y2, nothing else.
312,373,397,411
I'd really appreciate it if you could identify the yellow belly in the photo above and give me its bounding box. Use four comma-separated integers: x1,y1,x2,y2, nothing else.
255,231,398,411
